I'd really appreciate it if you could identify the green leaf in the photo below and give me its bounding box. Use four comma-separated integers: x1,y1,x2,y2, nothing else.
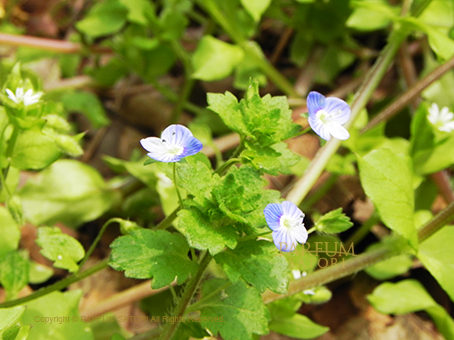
21,290,94,340
368,279,454,340
198,279,269,340
76,0,127,38
269,312,328,339
11,129,61,170
315,208,353,234
0,306,25,334
207,91,250,136
357,149,417,248
19,160,114,228
365,245,413,281
109,229,197,288
212,165,280,229
192,36,244,81
240,0,271,21
214,240,288,293
36,227,85,273
0,206,20,259
118,0,155,25
61,91,110,128
178,207,238,256
418,227,454,302
28,260,54,284
347,0,397,31
241,142,300,175
0,251,29,300
176,160,215,204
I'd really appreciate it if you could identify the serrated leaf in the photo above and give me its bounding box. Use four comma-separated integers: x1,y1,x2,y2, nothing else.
19,160,114,228
368,279,454,340
212,165,280,229
0,251,29,300
36,227,84,273
214,240,288,293
269,312,329,339
315,208,353,234
109,229,197,288
357,149,417,248
198,279,269,340
192,36,244,81
178,207,237,256
418,227,454,302
176,160,215,204
241,142,300,175
207,92,250,136
21,290,94,340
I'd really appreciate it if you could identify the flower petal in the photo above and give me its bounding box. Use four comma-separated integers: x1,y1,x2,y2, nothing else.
281,201,304,221
324,97,350,125
272,229,296,252
292,225,308,244
308,115,331,140
5,89,16,102
140,137,162,153
307,91,326,115
161,124,194,146
264,203,283,231
326,123,350,140
181,137,203,158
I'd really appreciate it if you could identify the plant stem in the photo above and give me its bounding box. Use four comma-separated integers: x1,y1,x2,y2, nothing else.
262,200,454,304
286,28,408,206
214,158,241,175
361,53,454,133
78,218,124,270
158,252,212,340
173,163,184,208
0,259,109,308
2,125,19,180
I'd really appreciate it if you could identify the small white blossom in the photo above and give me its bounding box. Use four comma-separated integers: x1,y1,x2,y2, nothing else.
303,289,315,296
427,103,454,133
292,269,302,280
5,87,43,106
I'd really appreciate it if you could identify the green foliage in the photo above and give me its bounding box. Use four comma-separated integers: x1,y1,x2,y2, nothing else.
214,240,289,293
61,91,110,128
0,206,20,259
368,280,454,339
0,251,29,300
21,290,94,340
0,306,26,337
418,227,454,302
268,297,329,339
314,208,353,234
36,227,85,273
198,279,270,340
192,36,244,81
109,229,198,288
19,160,115,228
357,149,418,248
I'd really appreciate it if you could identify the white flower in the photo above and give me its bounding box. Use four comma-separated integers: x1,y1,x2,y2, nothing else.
263,201,308,252
303,289,315,295
307,91,351,141
5,87,43,106
140,124,203,163
292,269,302,280
427,103,454,133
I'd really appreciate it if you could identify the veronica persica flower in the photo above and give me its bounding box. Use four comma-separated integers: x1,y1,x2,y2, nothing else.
427,103,454,133
307,91,351,141
5,87,43,106
264,201,308,252
140,124,203,162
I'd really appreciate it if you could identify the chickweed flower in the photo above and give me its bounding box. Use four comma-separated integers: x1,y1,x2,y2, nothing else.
5,87,42,106
427,103,454,133
264,201,308,252
307,91,351,141
140,124,203,162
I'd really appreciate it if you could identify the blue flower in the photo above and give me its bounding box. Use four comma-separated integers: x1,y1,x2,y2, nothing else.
264,201,308,252
307,91,351,141
140,124,203,162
